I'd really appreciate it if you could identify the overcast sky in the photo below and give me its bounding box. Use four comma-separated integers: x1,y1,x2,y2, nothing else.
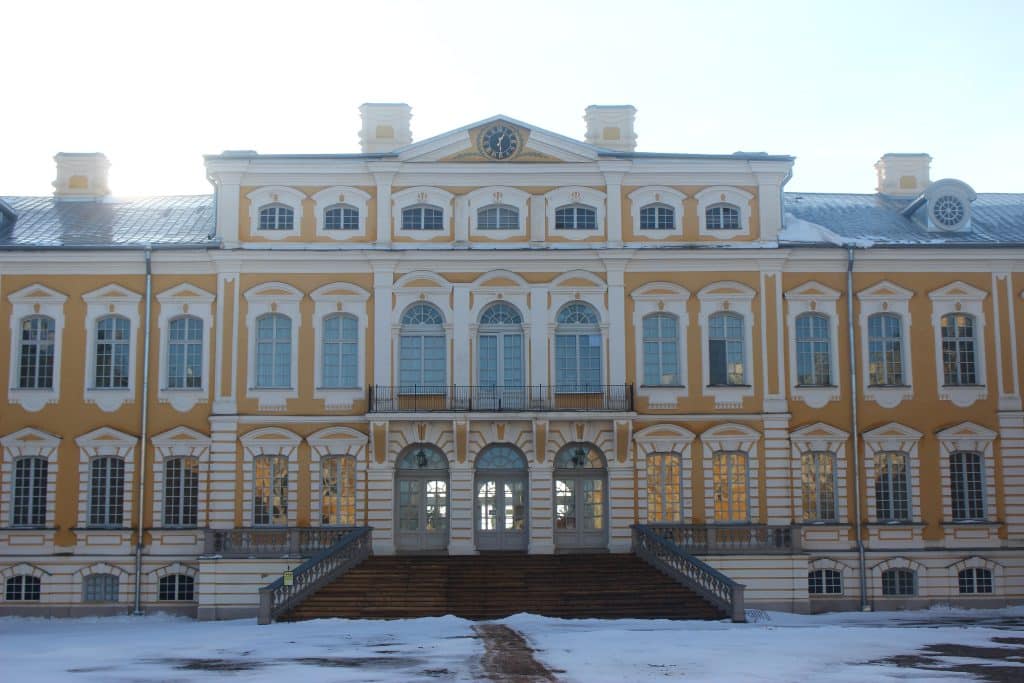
2,0,1022,197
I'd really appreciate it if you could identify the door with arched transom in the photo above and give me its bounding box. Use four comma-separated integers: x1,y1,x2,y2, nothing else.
474,444,528,552
553,442,608,550
395,445,450,552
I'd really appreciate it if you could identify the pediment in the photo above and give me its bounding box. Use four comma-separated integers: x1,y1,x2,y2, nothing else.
929,280,987,302
631,282,690,301
396,115,600,163
862,422,922,441
551,270,605,290
244,282,303,302
151,426,210,446
785,281,841,301
701,423,761,441
1,427,61,448
698,281,757,300
307,426,369,446
8,284,68,305
310,282,370,301
791,422,850,441
240,427,301,446
857,280,914,301
75,426,138,447
634,424,696,443
157,283,215,303
83,284,141,303
935,421,997,442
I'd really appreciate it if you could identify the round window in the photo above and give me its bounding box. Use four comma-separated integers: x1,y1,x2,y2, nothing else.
933,195,965,227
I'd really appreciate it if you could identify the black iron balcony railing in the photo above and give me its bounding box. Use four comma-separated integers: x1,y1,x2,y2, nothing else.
368,384,634,413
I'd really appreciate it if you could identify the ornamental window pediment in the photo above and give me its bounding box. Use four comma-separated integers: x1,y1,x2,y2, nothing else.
247,186,306,240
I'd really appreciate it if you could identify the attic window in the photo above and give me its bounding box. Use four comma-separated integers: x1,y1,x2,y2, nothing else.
933,196,965,227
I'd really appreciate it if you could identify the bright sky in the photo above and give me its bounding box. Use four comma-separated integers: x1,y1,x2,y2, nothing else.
2,0,1022,197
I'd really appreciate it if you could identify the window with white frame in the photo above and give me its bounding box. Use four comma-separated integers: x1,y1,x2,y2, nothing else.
642,313,681,386
255,313,292,389
253,454,288,526
94,315,130,389
8,285,67,412
167,316,203,389
868,313,905,385
712,451,748,523
83,285,141,412
640,204,674,230
698,282,755,408
478,302,525,388
858,281,914,408
785,282,842,408
12,456,47,527
937,422,996,529
399,303,446,392
241,428,299,527
554,204,597,230
5,575,40,601
949,452,985,521
696,187,753,239
628,187,685,238
17,316,55,389
321,455,356,526
708,312,746,386
874,451,910,522
392,187,453,241
312,186,370,239
882,568,916,596
863,423,921,527
76,427,136,532
245,282,302,409
555,302,602,390
646,453,682,522
310,282,369,410
158,574,194,601
259,204,294,231
808,569,842,595
322,314,358,389
462,187,530,240
324,204,359,230
402,205,444,230
478,205,519,230
163,457,199,527
156,283,213,413
940,313,978,385
801,451,836,522
706,204,741,230
247,187,305,240
958,567,992,594
89,456,125,527
83,573,119,602
545,187,606,240
796,313,831,385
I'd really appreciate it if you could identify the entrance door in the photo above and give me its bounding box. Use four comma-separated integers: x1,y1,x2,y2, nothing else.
553,443,608,550
474,444,528,551
395,445,450,552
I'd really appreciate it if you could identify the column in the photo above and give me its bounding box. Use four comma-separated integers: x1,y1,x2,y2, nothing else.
528,419,554,554
603,258,628,386
367,420,395,555
529,284,549,389
370,163,399,247
448,453,476,555
608,461,634,552
207,416,239,530
452,285,471,386
762,413,793,526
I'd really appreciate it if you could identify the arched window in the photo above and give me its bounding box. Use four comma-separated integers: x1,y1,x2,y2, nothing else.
18,315,55,389
164,457,199,527
5,575,40,601
801,451,836,522
875,451,909,522
322,313,358,389
796,313,831,386
639,204,674,230
94,315,130,389
324,204,359,231
642,313,680,386
399,303,446,391
83,573,119,602
89,456,125,527
712,451,748,522
941,313,977,385
554,205,597,230
706,204,740,230
167,315,203,389
158,574,195,601
478,302,524,390
868,313,904,385
258,204,294,231
881,568,916,596
647,453,682,522
808,569,842,595
950,451,985,521
321,455,356,526
477,205,519,230
12,456,47,527
958,567,993,594
476,445,527,469
253,455,288,526
255,313,292,389
555,302,601,390
708,312,745,386
402,205,444,230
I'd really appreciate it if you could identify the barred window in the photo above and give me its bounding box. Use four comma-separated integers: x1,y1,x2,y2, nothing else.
706,204,740,230
258,204,294,231
642,313,680,386
477,205,519,230
808,569,842,595
13,456,48,527
94,315,130,389
18,315,55,389
89,456,125,527
5,575,41,601
950,452,985,521
875,452,910,522
83,573,119,602
958,568,993,594
940,313,978,385
646,453,682,522
868,313,904,386
167,315,203,389
322,313,359,389
324,204,359,230
708,312,745,386
713,451,748,522
801,451,836,522
164,457,199,527
255,313,292,389
639,204,674,230
402,205,444,230
254,455,288,526
881,568,916,596
554,205,597,230
322,455,356,526
158,574,195,601
795,313,832,386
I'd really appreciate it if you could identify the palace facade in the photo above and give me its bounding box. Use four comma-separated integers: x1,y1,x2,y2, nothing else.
1,104,1023,618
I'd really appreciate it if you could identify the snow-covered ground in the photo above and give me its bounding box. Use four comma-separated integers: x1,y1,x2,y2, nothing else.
2,606,1022,682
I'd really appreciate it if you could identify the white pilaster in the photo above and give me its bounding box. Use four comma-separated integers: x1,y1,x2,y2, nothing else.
528,462,555,554
372,262,396,387
1000,411,1024,541
602,169,626,246
529,285,548,387
213,171,243,248
453,285,471,386
366,459,395,555
762,413,793,525
448,458,476,555
207,416,238,530
608,461,634,552
603,259,628,386
370,163,399,246
751,163,788,243
529,195,546,245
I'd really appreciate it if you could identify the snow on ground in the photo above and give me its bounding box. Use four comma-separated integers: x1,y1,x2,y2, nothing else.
1,606,1022,682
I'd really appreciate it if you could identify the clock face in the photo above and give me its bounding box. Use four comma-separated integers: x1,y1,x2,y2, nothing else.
479,124,521,160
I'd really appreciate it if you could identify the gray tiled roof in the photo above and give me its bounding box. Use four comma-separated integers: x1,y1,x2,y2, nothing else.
783,192,1024,246
0,195,216,248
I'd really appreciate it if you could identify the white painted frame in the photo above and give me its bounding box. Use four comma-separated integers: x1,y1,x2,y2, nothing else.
696,186,753,239
929,281,988,407
628,186,686,239
701,423,761,524
545,186,607,240
790,422,849,524
76,427,138,530
392,271,454,387
936,421,997,523
0,563,52,603
7,284,67,412
82,284,142,413
862,422,922,524
311,186,371,240
244,282,303,410
74,562,130,604
634,424,696,524
307,426,369,527
240,427,301,527
857,280,915,409
807,557,851,597
156,283,214,413
548,270,609,388
462,186,530,241
948,556,1002,598
150,426,211,529
631,282,690,408
392,186,454,241
871,556,925,599
0,427,60,529
247,186,306,241
310,283,370,409
785,281,842,409
697,282,756,409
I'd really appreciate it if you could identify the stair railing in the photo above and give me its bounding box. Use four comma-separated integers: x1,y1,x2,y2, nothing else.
632,524,746,622
257,526,372,625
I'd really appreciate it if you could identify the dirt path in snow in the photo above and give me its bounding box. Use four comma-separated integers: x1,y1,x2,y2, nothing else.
474,624,559,682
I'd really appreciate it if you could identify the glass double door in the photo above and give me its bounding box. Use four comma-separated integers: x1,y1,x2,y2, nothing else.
554,474,607,549
475,475,528,551
396,476,449,552
477,331,525,409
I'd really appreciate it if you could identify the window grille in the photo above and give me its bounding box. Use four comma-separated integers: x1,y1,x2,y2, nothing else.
89,456,125,527
940,313,977,385
867,313,903,385
958,568,993,594
808,569,842,594
639,204,674,230
254,455,288,526
875,452,910,522
83,573,119,602
255,313,292,388
801,451,836,522
949,451,985,521
5,575,41,601
324,205,359,230
646,453,682,522
12,457,47,527
164,457,199,527
796,313,831,385
402,205,444,230
322,313,359,388
642,313,680,386
706,204,740,230
158,574,195,601
554,205,597,230
881,568,916,596
477,205,519,230
18,315,55,389
258,204,294,231
713,451,748,522
321,455,356,526
94,315,130,389
167,316,203,389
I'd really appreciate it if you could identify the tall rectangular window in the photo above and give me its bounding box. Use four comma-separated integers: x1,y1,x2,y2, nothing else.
795,313,831,386
322,314,359,388
167,316,203,389
94,315,130,389
801,451,836,522
646,453,682,522
708,312,745,386
322,456,356,526
643,314,680,386
255,313,292,388
713,451,748,522
868,313,903,385
164,457,199,527
940,314,977,385
254,455,288,526
18,316,55,389
950,451,985,521
874,452,909,522
89,456,125,527
13,457,48,527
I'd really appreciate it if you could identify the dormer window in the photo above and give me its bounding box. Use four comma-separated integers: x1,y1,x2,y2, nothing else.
402,205,444,230
706,204,740,230
555,205,597,230
922,179,976,232
932,196,965,228
324,205,359,230
259,204,294,231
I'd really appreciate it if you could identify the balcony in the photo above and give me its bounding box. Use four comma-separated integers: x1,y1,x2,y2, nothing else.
642,524,799,554
368,384,634,413
203,527,360,558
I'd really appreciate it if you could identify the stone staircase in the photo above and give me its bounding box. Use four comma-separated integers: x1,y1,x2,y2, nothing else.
279,553,725,621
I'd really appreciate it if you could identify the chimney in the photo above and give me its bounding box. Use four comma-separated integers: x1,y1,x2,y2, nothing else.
359,103,412,153
53,152,111,201
875,153,931,196
584,105,637,152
